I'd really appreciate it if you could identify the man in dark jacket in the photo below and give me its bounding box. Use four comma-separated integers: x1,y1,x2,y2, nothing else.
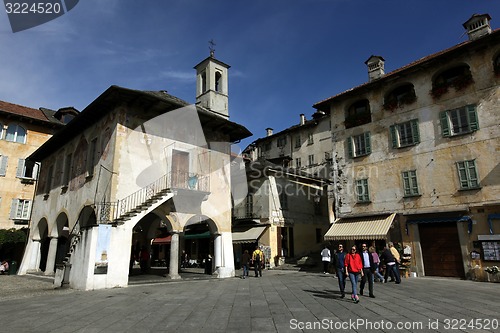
380,245,401,284
359,243,376,298
333,244,347,298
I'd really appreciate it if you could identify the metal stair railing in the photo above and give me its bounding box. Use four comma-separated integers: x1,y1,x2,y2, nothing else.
96,171,209,224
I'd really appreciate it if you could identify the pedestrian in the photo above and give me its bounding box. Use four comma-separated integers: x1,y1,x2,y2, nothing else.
333,244,346,298
139,246,150,274
181,250,188,269
241,250,251,279
321,245,331,274
252,246,264,277
344,245,363,303
380,245,400,284
389,242,402,284
370,246,384,282
359,243,376,298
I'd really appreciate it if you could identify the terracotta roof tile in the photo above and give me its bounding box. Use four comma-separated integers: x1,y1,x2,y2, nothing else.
0,100,51,123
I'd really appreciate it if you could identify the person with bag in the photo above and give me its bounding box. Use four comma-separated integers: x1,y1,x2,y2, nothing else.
252,246,264,277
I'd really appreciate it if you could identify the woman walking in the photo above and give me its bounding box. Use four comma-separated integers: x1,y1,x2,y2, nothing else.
345,245,363,303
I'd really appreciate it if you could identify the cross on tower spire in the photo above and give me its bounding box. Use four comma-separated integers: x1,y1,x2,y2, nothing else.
209,39,216,57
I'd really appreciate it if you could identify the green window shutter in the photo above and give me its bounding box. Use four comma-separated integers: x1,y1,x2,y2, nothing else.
0,156,8,176
347,137,353,158
467,105,479,131
411,119,420,144
440,111,450,137
389,125,398,148
364,132,371,154
16,159,25,178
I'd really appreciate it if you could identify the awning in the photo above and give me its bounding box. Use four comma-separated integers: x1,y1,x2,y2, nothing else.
232,226,267,244
184,231,211,239
152,236,171,244
406,216,472,224
324,213,396,241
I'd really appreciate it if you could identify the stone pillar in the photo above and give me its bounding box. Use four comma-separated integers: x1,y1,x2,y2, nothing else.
168,231,181,279
44,237,59,275
214,233,222,269
31,239,42,271
213,232,235,278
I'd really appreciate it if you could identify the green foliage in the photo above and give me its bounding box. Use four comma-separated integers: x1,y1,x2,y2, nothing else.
0,228,27,246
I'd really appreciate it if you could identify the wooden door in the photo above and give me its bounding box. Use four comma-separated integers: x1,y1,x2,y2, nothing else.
171,150,189,188
419,222,465,278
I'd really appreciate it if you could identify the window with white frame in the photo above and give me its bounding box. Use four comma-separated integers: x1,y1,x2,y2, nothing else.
295,158,301,169
308,154,315,166
440,105,479,137
402,170,420,197
356,179,370,202
347,132,371,158
16,159,38,180
5,124,26,143
0,155,7,176
10,199,32,220
390,119,420,148
457,160,480,190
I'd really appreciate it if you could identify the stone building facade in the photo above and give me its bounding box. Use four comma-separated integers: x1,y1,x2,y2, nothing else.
0,102,70,230
316,14,500,281
18,55,251,289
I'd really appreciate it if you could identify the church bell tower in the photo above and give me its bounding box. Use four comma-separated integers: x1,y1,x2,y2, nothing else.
194,42,230,119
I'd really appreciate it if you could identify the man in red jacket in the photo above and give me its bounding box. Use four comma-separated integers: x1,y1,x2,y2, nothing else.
344,245,363,303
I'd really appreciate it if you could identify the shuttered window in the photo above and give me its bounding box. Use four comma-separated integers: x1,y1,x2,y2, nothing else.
347,132,371,158
440,105,479,137
10,199,32,220
457,160,480,190
390,119,420,148
402,170,420,196
356,179,370,202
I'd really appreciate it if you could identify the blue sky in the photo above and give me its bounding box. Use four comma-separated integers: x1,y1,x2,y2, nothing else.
0,0,499,150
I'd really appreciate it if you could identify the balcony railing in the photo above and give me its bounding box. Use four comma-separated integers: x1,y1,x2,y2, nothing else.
96,171,209,223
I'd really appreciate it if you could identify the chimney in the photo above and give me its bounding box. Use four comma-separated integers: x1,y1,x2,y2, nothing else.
266,128,273,137
300,114,306,125
365,55,385,82
463,14,492,41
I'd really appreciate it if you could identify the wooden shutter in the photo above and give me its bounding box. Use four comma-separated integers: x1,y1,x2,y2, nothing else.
10,199,18,219
16,159,25,178
440,111,450,137
467,105,479,131
389,125,398,148
0,156,8,176
411,119,420,144
364,132,371,154
347,137,353,158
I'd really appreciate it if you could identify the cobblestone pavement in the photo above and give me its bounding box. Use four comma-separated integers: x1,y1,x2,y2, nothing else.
0,270,499,333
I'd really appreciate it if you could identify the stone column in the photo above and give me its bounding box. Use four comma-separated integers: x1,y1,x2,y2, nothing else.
44,237,59,275
31,239,42,272
214,233,222,269
168,231,181,279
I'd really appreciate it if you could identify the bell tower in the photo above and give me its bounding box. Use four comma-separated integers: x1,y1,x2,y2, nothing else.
194,41,230,119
